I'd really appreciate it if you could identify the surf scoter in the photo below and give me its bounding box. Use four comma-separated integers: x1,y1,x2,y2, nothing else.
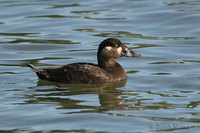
28,38,141,83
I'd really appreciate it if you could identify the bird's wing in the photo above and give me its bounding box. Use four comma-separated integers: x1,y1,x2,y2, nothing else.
45,63,109,83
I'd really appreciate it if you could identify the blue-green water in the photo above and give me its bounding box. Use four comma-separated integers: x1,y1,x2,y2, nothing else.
0,0,200,132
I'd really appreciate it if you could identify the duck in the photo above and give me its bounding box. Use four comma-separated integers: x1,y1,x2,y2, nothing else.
28,38,141,84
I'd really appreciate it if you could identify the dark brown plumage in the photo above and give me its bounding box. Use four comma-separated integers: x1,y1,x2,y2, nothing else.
28,38,141,84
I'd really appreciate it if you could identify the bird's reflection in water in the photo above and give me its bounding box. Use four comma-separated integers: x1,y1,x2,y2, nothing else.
27,80,128,112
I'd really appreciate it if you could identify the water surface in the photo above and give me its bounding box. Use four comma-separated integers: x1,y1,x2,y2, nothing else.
0,0,200,132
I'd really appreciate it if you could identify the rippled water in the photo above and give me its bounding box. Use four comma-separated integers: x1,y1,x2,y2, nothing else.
0,0,200,132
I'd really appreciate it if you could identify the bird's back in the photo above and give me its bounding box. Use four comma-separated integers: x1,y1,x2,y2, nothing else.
34,63,110,83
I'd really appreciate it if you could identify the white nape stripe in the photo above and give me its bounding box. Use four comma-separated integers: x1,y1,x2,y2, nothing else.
105,46,112,51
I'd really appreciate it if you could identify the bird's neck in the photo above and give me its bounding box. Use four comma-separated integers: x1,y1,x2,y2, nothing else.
98,57,117,68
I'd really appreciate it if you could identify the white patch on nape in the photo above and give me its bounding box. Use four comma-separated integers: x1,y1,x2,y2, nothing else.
105,46,112,51
117,47,122,54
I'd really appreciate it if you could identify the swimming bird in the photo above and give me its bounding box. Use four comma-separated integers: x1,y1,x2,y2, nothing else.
28,38,141,84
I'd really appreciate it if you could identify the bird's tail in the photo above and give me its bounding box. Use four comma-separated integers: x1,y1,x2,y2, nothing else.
28,64,39,72
28,64,50,80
